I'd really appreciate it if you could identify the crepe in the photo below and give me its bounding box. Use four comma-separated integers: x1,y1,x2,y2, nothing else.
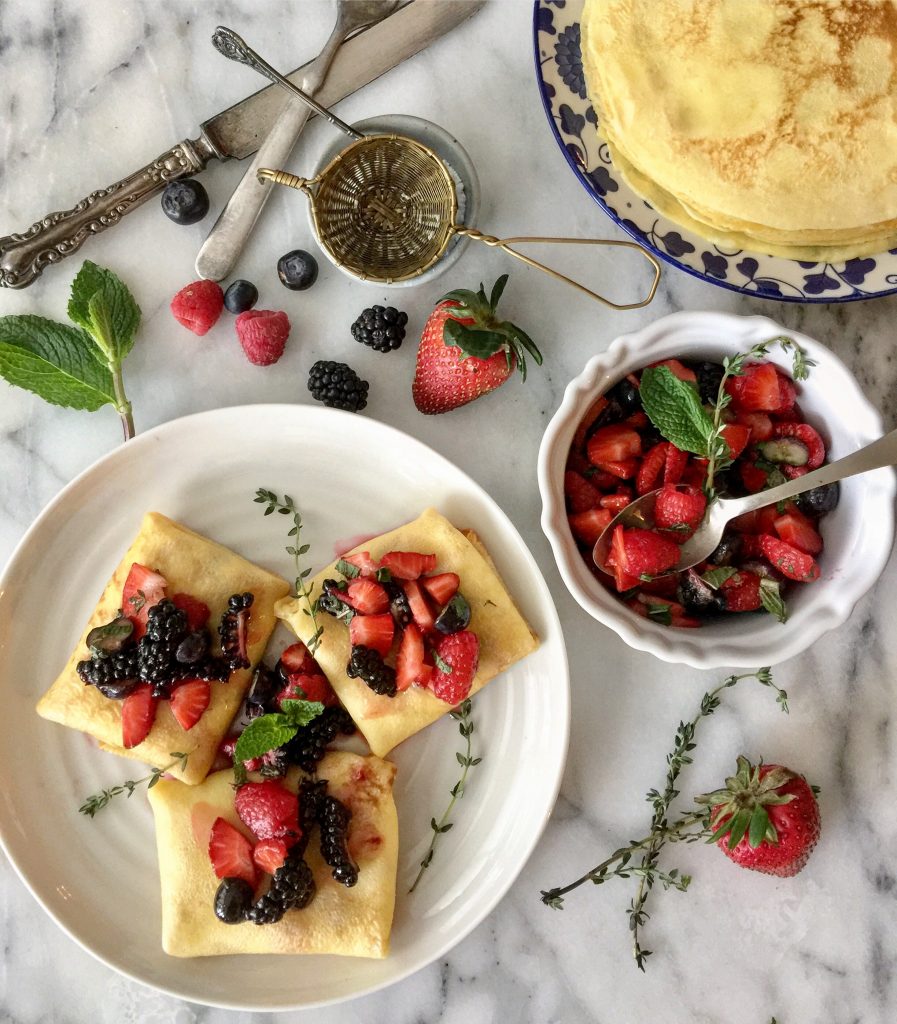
276,508,539,757
581,0,897,259
36,512,291,784
147,752,398,957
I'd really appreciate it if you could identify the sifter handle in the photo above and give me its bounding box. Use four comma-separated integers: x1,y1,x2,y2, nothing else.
455,230,662,310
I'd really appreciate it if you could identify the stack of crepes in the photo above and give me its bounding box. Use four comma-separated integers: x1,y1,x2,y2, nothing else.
580,0,897,260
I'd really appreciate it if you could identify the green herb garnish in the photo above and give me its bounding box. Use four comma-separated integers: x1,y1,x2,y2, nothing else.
0,260,140,440
701,566,738,590
233,699,324,770
79,752,189,816
335,558,360,579
759,577,788,623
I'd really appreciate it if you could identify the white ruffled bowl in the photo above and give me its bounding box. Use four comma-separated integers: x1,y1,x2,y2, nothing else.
538,311,896,668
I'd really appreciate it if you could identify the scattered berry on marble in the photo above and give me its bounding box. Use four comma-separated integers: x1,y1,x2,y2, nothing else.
161,179,210,225
277,249,318,290
307,360,369,412
170,279,224,336
223,279,259,315
351,305,409,352
235,309,291,366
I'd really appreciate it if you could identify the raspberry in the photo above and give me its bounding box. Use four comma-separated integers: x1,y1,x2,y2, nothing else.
235,309,291,366
429,630,479,705
170,279,224,336
234,780,301,843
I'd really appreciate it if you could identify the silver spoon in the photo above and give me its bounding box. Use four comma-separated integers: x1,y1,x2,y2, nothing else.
197,2,399,281
593,425,897,575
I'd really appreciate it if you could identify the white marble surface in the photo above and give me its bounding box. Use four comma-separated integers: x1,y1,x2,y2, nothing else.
2,1,897,1021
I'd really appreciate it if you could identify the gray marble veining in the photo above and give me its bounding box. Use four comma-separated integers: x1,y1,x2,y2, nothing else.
2,1,897,1022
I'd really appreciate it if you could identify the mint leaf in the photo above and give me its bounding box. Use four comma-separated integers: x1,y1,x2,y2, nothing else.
335,558,360,579
640,367,714,457
647,602,672,626
0,315,115,410
759,578,788,623
281,699,325,729
68,261,140,364
433,651,453,674
702,566,738,590
233,714,298,764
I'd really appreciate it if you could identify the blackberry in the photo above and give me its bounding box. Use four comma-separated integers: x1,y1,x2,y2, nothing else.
298,778,328,851
384,581,411,627
214,877,254,924
285,706,356,772
186,656,230,682
318,794,359,887
346,646,397,697
307,360,369,413
351,305,408,353
77,647,140,690
695,361,725,404
137,600,189,687
247,847,316,925
219,592,253,671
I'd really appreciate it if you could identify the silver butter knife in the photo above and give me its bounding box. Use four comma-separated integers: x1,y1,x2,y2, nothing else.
0,0,485,289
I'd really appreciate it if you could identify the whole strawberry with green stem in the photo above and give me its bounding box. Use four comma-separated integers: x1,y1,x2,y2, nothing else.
412,274,542,414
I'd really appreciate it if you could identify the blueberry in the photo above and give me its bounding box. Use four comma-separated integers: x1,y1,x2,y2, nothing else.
277,249,318,290
160,179,209,225
224,279,259,314
795,481,840,516
214,878,253,924
434,593,471,635
607,377,641,415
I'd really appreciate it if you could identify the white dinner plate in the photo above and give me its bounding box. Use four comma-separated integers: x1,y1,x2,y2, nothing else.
0,405,569,1011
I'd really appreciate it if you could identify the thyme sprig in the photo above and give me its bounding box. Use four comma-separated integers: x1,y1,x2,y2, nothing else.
79,751,189,817
255,488,322,653
540,667,789,971
409,698,481,893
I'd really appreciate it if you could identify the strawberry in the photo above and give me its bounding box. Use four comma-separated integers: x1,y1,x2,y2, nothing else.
636,593,701,628
739,459,769,494
429,630,479,705
276,672,339,708
380,551,437,580
235,309,291,366
587,424,642,465
721,422,751,460
663,445,689,485
592,457,639,480
395,622,426,691
412,275,542,414
340,551,380,577
121,563,167,640
208,817,258,886
600,492,631,513
650,358,697,383
725,362,786,413
774,511,823,555
402,580,436,633
773,422,825,468
170,592,210,632
349,613,394,657
121,684,157,748
612,526,681,578
699,756,820,877
624,411,649,429
169,678,211,731
234,780,301,843
278,642,318,676
760,535,821,582
170,279,224,336
421,572,460,606
736,411,774,441
343,578,389,615
636,442,668,495
571,395,609,452
565,470,602,512
653,485,707,537
569,508,614,546
253,837,289,876
774,370,797,413
720,571,762,612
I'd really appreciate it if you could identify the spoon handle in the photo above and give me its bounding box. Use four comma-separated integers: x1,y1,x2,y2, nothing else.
721,425,897,518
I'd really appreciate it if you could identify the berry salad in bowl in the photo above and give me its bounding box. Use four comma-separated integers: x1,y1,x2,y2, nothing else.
539,311,896,668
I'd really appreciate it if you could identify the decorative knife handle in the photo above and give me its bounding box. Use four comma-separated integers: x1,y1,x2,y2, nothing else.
0,138,214,289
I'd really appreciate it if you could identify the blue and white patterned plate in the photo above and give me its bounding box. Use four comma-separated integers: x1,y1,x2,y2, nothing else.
533,0,897,303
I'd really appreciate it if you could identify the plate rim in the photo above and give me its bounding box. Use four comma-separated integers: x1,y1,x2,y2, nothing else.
531,0,897,305
0,402,571,1011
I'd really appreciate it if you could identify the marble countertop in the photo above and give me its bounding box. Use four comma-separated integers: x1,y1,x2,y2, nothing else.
2,2,897,1022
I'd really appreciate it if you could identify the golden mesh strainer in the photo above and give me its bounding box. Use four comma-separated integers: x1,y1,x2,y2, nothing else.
212,27,661,310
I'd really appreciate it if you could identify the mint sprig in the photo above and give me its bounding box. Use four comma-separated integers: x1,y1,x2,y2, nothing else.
233,699,325,767
0,260,140,440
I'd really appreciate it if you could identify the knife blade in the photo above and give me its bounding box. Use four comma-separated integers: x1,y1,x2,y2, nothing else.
0,0,485,289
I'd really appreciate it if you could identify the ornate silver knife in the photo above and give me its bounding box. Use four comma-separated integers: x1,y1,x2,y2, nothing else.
0,0,485,289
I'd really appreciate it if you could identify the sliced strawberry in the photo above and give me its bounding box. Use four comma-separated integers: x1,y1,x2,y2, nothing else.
653,485,707,536
564,470,602,512
773,422,825,469
208,817,258,886
616,527,681,577
403,580,436,632
636,593,701,628
343,578,389,615
737,411,774,442
121,684,157,748
721,423,751,461
624,411,649,429
651,358,697,383
775,370,797,413
121,563,167,640
725,363,784,413
429,630,479,705
721,571,762,611
422,572,460,606
253,837,289,876
593,457,639,480
395,622,426,691
571,395,609,452
740,534,767,559
730,509,760,533
774,512,823,555
636,442,668,495
760,535,821,582
756,506,781,534
169,678,211,731
783,464,809,480
234,780,301,843
380,551,437,580
569,508,613,546
587,424,642,465
600,492,631,513
740,459,769,493
278,642,319,676
639,572,680,599
349,613,394,657
663,445,689,485
170,593,210,632
276,672,339,708
341,550,380,577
